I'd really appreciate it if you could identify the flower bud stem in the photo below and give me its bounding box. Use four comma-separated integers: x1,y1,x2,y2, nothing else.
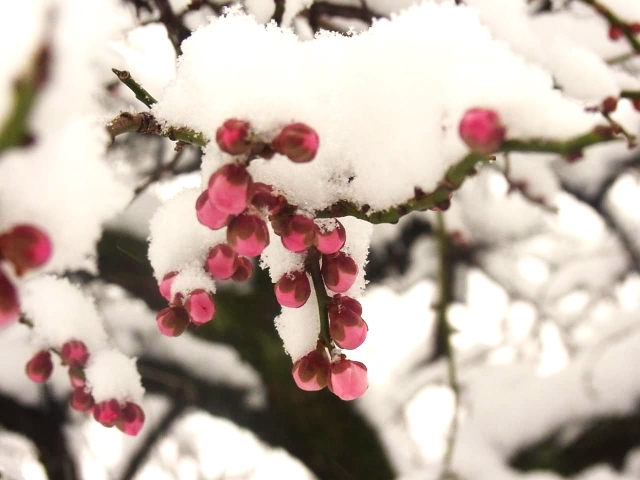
306,247,333,349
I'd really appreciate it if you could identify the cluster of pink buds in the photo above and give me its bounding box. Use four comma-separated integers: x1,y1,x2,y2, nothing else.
292,346,368,401
458,108,506,155
0,224,52,327
24,339,145,435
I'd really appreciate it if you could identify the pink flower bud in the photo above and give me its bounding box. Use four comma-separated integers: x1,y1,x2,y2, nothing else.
68,366,86,388
275,271,311,308
117,402,145,436
314,220,346,254
25,350,53,383
227,214,270,257
328,303,368,350
631,23,640,34
602,96,618,114
216,119,251,155
280,215,316,253
70,388,94,412
327,356,368,401
156,306,190,337
159,271,178,302
60,340,89,368
196,190,232,230
205,244,238,280
0,270,19,327
332,294,363,316
231,256,253,282
321,252,358,293
93,399,122,427
292,349,330,391
272,123,319,163
609,25,623,41
633,98,640,112
207,164,253,215
184,289,216,326
249,182,286,214
0,225,52,276
458,108,506,154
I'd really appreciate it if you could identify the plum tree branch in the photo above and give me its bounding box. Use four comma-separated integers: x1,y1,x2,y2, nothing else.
306,247,333,348
112,68,157,108
578,0,640,54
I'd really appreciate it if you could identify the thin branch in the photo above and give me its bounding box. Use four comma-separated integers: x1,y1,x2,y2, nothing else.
272,0,285,26
132,146,187,200
112,69,157,108
106,111,208,147
578,0,640,54
435,212,461,480
306,247,333,348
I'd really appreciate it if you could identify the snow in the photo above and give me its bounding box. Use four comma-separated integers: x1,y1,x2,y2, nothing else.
274,288,321,361
85,348,145,404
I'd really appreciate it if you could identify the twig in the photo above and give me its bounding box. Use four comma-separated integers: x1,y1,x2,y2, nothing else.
111,69,157,108
306,247,333,348
435,212,461,480
272,0,285,25
578,0,640,54
132,146,187,201
106,111,208,146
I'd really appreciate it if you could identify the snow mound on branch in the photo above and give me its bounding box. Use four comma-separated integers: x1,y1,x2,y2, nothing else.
85,348,145,404
154,3,599,212
274,288,321,362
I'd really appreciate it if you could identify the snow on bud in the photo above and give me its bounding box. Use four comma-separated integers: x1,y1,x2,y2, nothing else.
25,350,53,383
205,244,238,280
280,215,316,253
609,25,623,41
327,356,368,401
184,289,216,326
328,301,368,350
459,108,506,155
117,402,145,436
227,214,270,257
68,366,86,388
70,388,94,412
195,190,232,230
275,271,311,308
332,294,363,316
292,349,330,391
159,271,179,301
0,225,52,276
314,220,346,255
216,119,251,155
272,123,319,163
60,340,89,368
249,182,285,214
231,256,253,282
321,252,358,294
207,164,253,215
93,399,122,427
0,270,19,327
156,306,190,337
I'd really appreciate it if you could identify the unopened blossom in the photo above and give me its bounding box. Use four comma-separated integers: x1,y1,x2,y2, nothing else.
314,220,346,255
207,164,253,215
60,340,89,368
205,244,238,280
159,271,179,302
231,256,253,282
272,123,319,163
0,225,52,276
184,289,216,325
249,182,285,214
321,252,358,293
0,270,19,327
292,349,330,391
117,402,145,436
458,108,506,154
93,399,122,427
280,215,317,253
69,388,94,412
275,271,311,308
328,301,368,350
25,350,53,383
195,191,232,230
227,214,270,257
216,119,251,155
68,366,86,388
327,356,368,401
156,306,190,337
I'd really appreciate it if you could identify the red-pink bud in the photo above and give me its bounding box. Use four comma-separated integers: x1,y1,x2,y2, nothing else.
156,306,190,337
274,271,311,308
69,388,94,412
159,271,179,302
205,244,238,280
631,23,640,34
184,289,216,326
272,123,319,163
249,182,285,213
280,215,316,253
227,214,270,257
0,270,19,327
459,108,506,155
93,399,122,427
195,190,232,230
314,220,346,255
328,303,368,350
609,25,623,41
0,225,52,276
292,349,330,391
601,96,618,114
60,340,89,368
327,357,368,401
25,350,53,383
68,366,86,388
632,98,640,112
231,256,253,282
207,164,253,215
117,402,145,436
332,294,363,316
215,119,251,155
321,252,358,293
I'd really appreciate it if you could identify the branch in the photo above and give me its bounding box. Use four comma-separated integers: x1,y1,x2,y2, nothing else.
272,0,285,26
579,0,640,53
306,247,332,348
112,69,157,108
106,111,208,147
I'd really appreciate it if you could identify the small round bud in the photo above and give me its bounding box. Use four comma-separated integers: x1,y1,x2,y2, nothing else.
60,340,89,368
227,214,270,257
321,252,358,294
0,270,19,327
196,191,232,230
205,244,238,280
275,271,311,308
184,289,216,326
280,215,316,253
314,220,346,255
328,303,368,350
117,402,145,436
601,96,618,114
93,399,122,427
207,164,253,215
156,306,190,337
70,388,94,412
272,123,319,163
292,349,330,391
459,108,506,154
327,356,368,401
609,25,623,41
216,119,251,155
0,225,52,276
25,350,53,383
159,271,179,302
231,256,253,282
